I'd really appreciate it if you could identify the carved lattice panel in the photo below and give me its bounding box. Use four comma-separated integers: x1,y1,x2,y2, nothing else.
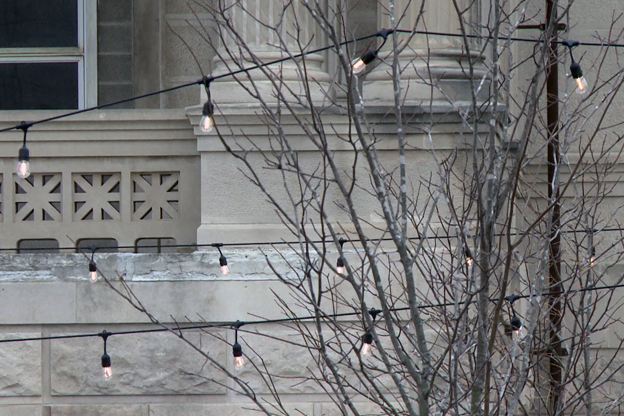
14,174,62,222
73,173,121,221
131,172,180,220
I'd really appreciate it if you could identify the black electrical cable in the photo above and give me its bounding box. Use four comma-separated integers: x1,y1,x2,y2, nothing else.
6,225,624,253
1,282,624,345
2,28,624,135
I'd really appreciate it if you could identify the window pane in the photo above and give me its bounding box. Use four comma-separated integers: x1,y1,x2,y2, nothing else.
0,0,78,48
135,238,177,253
0,63,78,109
76,238,119,253
18,239,60,253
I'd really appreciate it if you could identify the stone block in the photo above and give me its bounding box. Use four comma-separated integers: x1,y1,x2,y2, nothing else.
97,84,134,108
76,279,302,323
148,402,314,416
51,331,227,395
98,24,133,54
51,405,147,416
98,54,133,83
98,0,133,23
0,333,41,396
0,406,43,416
0,283,76,324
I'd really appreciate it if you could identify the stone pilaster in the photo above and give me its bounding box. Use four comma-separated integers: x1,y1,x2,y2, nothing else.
210,0,331,105
364,0,487,106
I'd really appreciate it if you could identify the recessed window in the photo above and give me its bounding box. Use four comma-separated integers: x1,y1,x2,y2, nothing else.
18,239,60,254
0,0,97,109
76,238,118,253
135,238,177,254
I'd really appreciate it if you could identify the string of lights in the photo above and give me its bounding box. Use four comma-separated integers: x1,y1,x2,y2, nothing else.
0,281,622,345
6,225,624,254
1,23,623,378
2,27,622,137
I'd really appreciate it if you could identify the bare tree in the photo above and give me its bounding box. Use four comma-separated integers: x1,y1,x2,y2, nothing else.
104,1,624,415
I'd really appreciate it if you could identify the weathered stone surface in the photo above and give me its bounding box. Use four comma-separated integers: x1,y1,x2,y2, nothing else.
0,283,76,324
51,405,147,416
233,327,322,394
51,331,227,395
0,333,41,396
148,402,314,416
76,279,305,324
0,405,43,416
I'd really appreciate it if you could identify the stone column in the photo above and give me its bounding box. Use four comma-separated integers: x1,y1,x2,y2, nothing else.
210,0,331,105
364,0,486,106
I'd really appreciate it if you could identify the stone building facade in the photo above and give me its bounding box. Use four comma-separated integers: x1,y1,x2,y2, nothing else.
0,0,623,415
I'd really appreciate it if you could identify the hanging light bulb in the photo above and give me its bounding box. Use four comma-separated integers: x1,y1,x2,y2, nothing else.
89,261,98,282
199,76,215,133
465,248,474,267
361,331,373,355
336,238,346,275
16,123,32,179
351,50,377,75
199,100,215,133
99,330,112,379
232,321,244,369
336,257,345,274
510,315,523,334
101,352,112,379
233,341,244,368
212,243,229,275
360,308,380,355
220,254,229,275
563,40,588,95
17,146,30,179
570,61,588,95
590,246,596,267
88,246,98,282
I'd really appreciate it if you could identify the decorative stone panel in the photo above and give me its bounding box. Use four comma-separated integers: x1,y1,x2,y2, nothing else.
131,172,180,220
73,173,121,221
14,173,62,221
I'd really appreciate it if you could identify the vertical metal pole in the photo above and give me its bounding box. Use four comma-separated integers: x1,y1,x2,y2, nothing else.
546,0,563,414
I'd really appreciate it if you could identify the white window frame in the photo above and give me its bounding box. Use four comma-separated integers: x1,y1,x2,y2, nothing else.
0,0,97,108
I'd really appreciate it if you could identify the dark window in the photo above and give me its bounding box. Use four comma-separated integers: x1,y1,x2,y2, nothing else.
0,63,79,109
0,0,78,48
18,239,60,253
76,238,119,253
135,238,177,254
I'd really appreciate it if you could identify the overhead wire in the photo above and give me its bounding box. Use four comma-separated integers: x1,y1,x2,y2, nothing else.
2,282,624,344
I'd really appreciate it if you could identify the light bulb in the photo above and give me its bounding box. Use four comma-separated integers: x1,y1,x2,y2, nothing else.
233,341,244,368
575,76,588,94
101,353,112,379
590,247,596,267
351,58,366,75
351,50,377,75
17,160,30,179
235,355,244,368
199,100,215,133
510,315,522,332
89,261,98,282
570,61,588,95
200,114,214,133
17,145,30,179
220,255,229,275
336,257,345,275
361,332,373,355
465,248,473,267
